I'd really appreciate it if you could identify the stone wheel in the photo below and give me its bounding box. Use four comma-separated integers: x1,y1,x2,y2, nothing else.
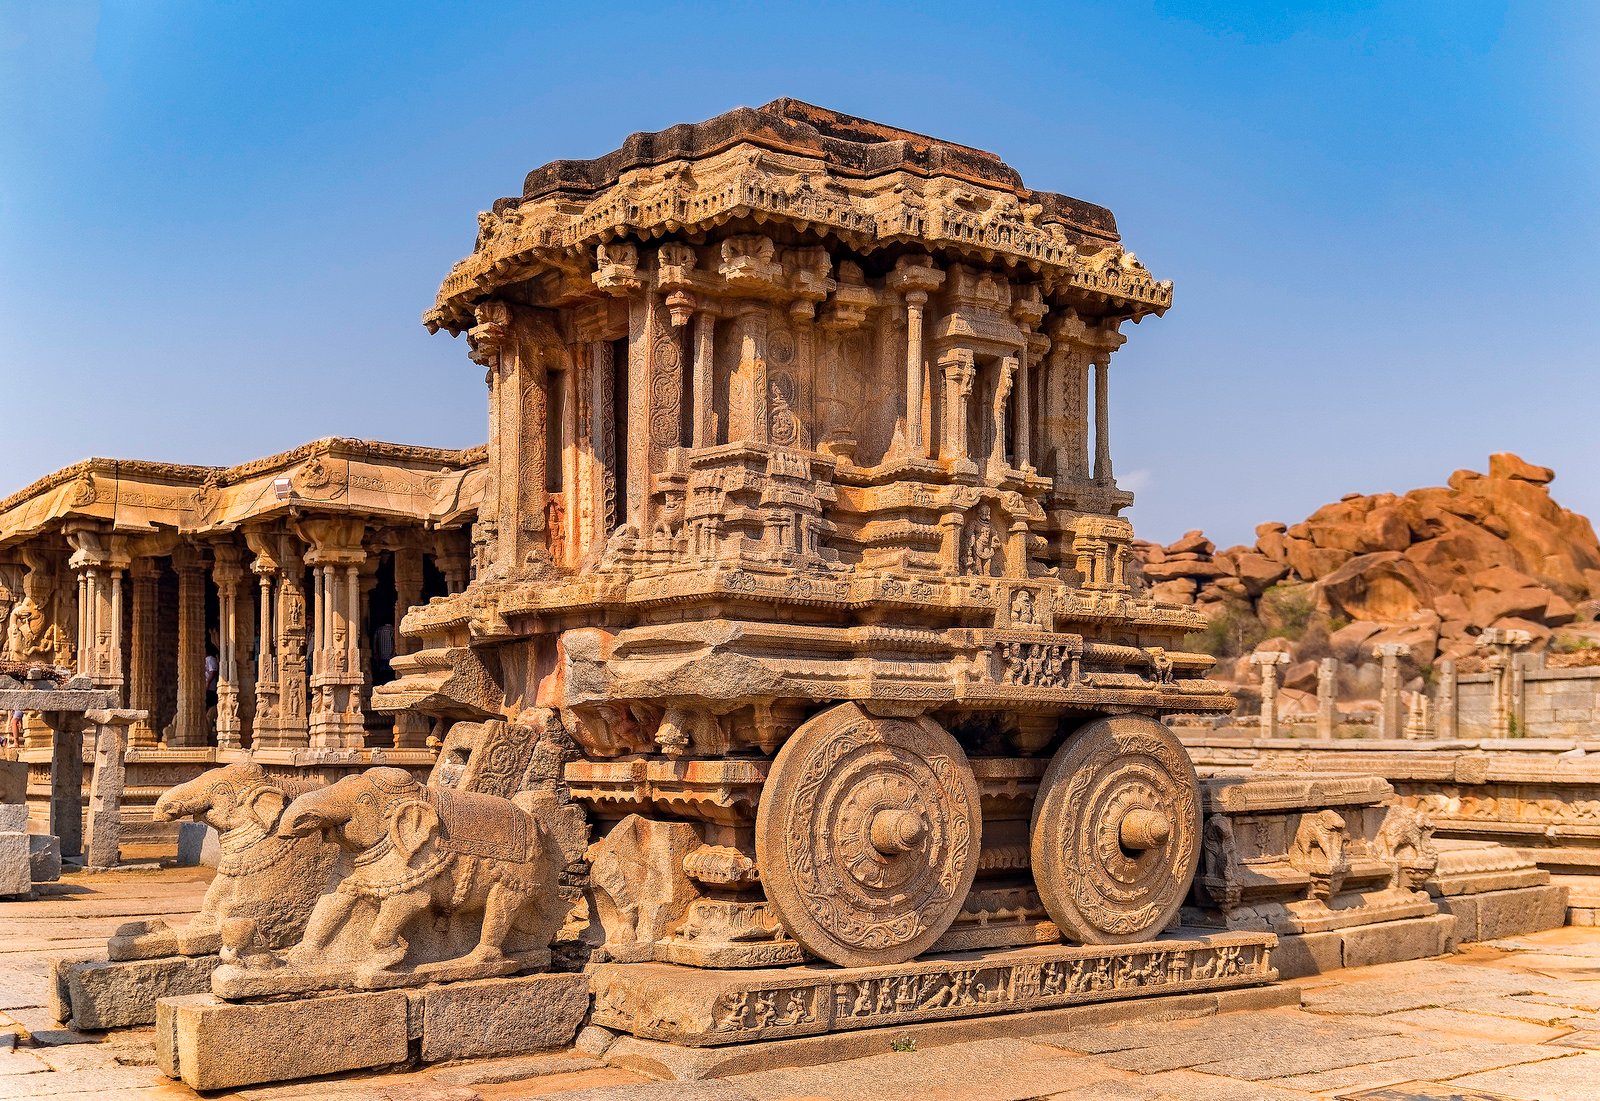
1030,715,1201,944
755,702,982,967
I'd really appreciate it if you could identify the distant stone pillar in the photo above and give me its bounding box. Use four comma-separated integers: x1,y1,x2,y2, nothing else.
126,558,160,749
1435,660,1457,740
47,714,83,861
300,518,367,749
83,709,142,870
1480,628,1533,738
1316,657,1338,740
1092,357,1113,485
390,546,428,750
66,528,128,698
1374,642,1411,740
1403,692,1434,740
171,547,209,747
1252,651,1291,738
212,546,244,751
273,533,310,749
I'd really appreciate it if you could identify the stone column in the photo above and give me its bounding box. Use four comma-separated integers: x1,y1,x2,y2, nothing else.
83,708,142,870
1062,347,1090,480
1403,692,1434,739
298,518,367,749
692,313,717,448
938,350,976,467
1374,642,1411,740
65,527,129,698
126,558,161,748
212,546,244,751
1092,357,1113,485
1251,651,1291,738
1435,660,1457,740
46,713,83,861
887,256,944,460
390,546,429,749
1316,657,1338,740
170,547,209,747
245,531,280,745
1479,628,1532,738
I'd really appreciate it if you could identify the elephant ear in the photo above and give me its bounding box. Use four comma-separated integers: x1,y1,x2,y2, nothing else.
246,788,288,833
389,799,440,860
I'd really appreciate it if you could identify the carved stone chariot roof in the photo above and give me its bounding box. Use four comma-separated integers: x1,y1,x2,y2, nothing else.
429,99,1172,334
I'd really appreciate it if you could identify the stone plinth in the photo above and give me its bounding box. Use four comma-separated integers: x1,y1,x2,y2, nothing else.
590,932,1277,1047
1186,772,1454,978
156,972,587,1090
1427,838,1569,943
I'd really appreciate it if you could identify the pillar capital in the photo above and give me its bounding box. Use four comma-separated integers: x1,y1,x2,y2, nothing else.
294,517,367,566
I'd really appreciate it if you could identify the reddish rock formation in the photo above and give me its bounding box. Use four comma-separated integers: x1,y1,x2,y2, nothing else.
1137,453,1600,670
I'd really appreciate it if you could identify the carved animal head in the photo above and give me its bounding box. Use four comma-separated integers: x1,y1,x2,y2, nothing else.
153,761,290,835
278,767,423,852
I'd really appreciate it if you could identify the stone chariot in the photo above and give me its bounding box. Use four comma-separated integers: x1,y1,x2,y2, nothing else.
378,100,1268,1046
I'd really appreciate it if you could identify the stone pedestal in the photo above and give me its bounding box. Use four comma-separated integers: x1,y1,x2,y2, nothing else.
590,932,1277,1047
0,803,30,897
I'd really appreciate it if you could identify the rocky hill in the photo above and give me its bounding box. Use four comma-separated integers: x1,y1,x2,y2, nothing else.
1137,453,1600,689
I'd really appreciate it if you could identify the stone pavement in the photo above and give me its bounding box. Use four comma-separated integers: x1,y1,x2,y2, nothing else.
8,870,1600,1099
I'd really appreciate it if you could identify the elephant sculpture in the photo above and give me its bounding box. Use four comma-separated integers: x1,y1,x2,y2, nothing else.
110,762,334,961
270,766,575,984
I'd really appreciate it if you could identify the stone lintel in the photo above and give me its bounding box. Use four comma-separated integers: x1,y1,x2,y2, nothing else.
591,931,1277,1047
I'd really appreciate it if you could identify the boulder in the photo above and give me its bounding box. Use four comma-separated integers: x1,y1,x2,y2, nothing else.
1255,523,1289,562
1151,579,1197,604
1489,452,1555,484
1331,621,1384,664
1166,530,1213,557
1470,587,1555,628
1143,558,1228,581
1471,565,1540,593
1318,553,1433,623
1234,552,1290,595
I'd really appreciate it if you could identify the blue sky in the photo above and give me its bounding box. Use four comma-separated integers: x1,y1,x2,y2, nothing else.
2,2,1596,548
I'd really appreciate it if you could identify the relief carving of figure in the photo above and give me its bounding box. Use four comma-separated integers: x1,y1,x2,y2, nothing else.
5,596,44,660
965,512,998,576
1009,589,1038,626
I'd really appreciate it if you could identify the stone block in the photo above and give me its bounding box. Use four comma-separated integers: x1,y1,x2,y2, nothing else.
1270,929,1347,979
0,831,30,897
29,834,60,883
1439,884,1569,944
54,954,216,1030
418,972,588,1062
156,989,409,1090
0,803,27,832
0,762,25,804
1342,913,1455,970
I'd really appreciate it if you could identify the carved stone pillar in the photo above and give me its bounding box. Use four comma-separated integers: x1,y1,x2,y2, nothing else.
938,350,976,467
1092,357,1113,485
272,532,309,749
47,713,83,860
691,313,717,449
727,305,768,447
170,547,209,747
468,300,558,577
888,257,944,459
299,518,366,749
126,558,160,748
212,545,244,751
65,527,128,697
989,355,1018,472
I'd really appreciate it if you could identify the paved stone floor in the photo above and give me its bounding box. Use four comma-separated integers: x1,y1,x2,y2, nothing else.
7,869,1600,1100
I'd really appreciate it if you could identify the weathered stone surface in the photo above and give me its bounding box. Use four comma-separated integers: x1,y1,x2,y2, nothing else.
156,989,409,1090
588,814,702,963
53,953,215,1030
28,833,60,883
416,972,588,1062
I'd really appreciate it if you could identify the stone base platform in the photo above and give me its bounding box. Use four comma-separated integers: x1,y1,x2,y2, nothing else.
1555,874,1600,926
590,930,1277,1048
156,971,589,1091
602,981,1302,1081
1272,913,1455,978
51,952,216,1030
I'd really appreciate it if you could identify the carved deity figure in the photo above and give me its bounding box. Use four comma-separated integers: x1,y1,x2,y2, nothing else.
5,596,44,660
1010,589,1038,626
965,512,998,576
